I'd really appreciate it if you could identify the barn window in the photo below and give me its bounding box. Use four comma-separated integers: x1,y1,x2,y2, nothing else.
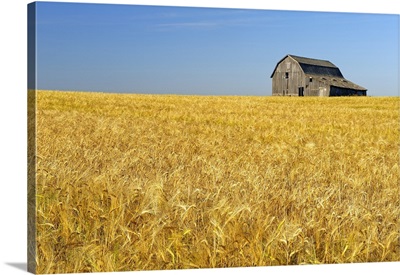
285,72,289,79
309,77,313,82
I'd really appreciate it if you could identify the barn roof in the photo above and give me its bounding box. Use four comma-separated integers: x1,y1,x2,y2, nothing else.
307,74,367,91
288,55,337,68
270,54,343,78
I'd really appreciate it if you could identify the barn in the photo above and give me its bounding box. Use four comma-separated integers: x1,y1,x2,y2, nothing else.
270,54,367,96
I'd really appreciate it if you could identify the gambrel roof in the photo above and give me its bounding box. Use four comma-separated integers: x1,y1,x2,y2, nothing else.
270,54,343,78
288,55,337,68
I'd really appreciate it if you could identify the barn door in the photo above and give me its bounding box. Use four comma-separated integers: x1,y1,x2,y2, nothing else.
298,87,304,97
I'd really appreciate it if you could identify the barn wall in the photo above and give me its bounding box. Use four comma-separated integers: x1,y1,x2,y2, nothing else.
272,56,305,96
329,87,367,96
304,78,330,96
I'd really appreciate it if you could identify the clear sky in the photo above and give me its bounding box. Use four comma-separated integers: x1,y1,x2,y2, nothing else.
34,2,399,96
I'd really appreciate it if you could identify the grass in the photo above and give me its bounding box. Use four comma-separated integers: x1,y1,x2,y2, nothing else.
34,90,399,273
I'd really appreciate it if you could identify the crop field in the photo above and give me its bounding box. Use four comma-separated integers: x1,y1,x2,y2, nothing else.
33,90,399,273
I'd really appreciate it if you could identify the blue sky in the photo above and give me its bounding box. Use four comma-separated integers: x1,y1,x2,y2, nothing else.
34,2,399,96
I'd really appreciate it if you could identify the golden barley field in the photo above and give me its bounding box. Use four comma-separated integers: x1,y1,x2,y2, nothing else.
33,90,399,273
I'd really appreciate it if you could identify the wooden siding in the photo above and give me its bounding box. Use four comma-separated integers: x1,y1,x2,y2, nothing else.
305,77,330,96
272,56,305,96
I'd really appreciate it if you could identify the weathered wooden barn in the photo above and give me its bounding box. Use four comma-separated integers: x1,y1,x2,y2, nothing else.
271,54,367,96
